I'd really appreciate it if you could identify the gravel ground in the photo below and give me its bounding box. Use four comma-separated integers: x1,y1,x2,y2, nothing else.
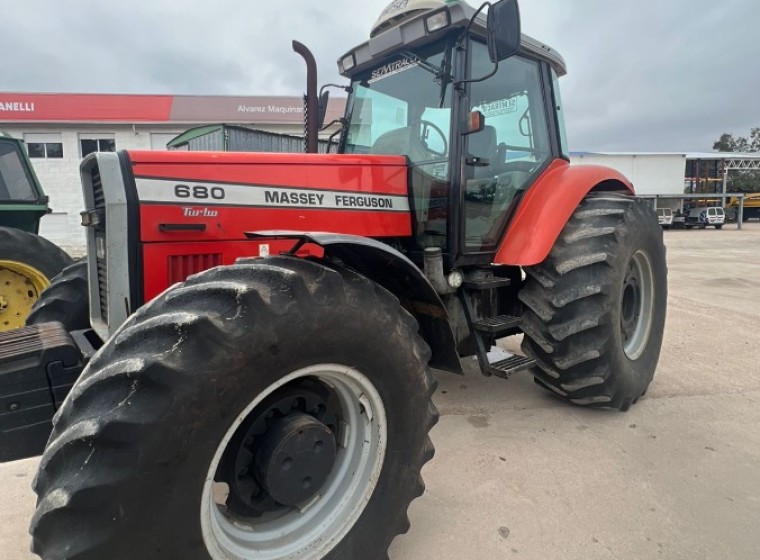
2,222,759,560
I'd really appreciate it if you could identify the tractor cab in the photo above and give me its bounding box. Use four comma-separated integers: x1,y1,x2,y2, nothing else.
337,0,568,266
0,131,49,232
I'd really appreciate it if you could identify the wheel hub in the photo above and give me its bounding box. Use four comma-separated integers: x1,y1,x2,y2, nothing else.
0,261,49,330
255,413,337,507
621,274,641,342
219,379,339,518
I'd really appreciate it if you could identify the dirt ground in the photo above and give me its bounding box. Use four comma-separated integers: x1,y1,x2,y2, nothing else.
2,223,759,559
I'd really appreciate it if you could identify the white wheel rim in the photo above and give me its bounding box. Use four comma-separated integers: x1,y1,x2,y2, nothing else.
200,364,387,560
621,250,655,360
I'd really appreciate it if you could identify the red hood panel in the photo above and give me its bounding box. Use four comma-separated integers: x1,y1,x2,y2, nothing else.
125,150,412,243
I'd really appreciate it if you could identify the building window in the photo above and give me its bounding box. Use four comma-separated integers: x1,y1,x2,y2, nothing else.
24,133,64,159
79,134,116,157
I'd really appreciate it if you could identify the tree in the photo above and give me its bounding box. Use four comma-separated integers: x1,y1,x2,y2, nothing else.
712,127,760,193
713,128,760,153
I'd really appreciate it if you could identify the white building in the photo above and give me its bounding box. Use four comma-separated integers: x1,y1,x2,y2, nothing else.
570,152,688,205
1,92,345,250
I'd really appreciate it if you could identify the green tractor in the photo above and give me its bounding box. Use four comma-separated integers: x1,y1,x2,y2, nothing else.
0,131,73,331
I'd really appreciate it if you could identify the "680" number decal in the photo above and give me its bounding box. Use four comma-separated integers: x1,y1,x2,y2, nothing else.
174,184,226,200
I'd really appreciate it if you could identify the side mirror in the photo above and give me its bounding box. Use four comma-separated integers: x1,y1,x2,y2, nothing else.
487,0,521,63
317,91,330,129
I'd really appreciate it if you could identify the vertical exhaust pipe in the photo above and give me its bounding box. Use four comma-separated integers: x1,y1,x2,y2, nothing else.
292,41,319,154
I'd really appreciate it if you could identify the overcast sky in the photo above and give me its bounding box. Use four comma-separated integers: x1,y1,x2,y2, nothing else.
1,0,757,152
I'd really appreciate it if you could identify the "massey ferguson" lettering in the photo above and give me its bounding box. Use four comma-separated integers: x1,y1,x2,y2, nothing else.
265,191,325,206
335,195,394,209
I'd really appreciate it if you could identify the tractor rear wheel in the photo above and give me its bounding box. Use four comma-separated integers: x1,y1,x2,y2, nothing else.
26,260,89,331
519,193,667,411
31,257,438,560
0,226,72,331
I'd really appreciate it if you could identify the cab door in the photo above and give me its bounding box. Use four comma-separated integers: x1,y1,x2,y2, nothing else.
458,41,559,260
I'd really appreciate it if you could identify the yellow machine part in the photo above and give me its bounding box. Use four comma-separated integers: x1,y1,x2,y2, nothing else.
0,260,50,331
729,194,760,208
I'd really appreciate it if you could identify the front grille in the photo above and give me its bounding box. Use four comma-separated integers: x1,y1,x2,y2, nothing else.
91,168,105,208
168,254,223,285
96,242,108,324
89,166,109,325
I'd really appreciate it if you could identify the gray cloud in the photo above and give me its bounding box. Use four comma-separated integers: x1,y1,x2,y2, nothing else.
1,0,758,151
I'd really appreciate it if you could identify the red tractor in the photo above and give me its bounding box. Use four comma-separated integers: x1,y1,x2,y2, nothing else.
0,1,667,558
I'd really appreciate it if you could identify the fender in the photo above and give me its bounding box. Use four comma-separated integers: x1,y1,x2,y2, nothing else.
494,159,634,266
246,231,463,374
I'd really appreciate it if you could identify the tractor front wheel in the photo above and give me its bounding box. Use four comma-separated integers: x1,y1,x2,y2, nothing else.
0,227,72,331
519,193,667,411
26,260,89,330
31,257,438,560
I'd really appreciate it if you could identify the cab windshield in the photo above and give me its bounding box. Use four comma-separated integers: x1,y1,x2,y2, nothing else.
344,42,453,247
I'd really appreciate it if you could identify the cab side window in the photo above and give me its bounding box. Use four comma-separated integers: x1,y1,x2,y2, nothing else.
464,43,552,250
0,141,36,201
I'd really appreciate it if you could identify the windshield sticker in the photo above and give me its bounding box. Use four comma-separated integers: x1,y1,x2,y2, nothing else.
476,98,518,118
369,57,420,83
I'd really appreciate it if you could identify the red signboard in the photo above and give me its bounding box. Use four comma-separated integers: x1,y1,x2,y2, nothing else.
0,93,173,122
0,93,345,124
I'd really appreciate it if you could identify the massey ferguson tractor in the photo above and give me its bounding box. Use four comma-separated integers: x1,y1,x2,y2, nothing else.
0,1,667,558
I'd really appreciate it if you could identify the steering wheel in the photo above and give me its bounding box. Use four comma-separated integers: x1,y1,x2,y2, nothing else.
419,120,448,158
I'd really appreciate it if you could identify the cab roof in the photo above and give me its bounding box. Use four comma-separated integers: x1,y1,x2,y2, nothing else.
339,0,566,79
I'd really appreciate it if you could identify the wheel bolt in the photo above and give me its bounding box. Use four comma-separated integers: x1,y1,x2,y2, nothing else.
282,458,293,471
302,477,313,490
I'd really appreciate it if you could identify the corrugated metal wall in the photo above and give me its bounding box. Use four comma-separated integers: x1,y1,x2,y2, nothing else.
186,129,225,151
185,127,332,154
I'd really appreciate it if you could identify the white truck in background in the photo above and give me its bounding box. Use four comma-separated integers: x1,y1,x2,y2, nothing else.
686,207,725,229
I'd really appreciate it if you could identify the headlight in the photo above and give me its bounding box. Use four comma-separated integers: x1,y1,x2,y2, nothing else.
447,270,463,289
340,54,356,73
425,10,450,33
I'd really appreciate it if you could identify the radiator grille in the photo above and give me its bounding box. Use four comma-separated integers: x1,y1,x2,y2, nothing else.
168,254,222,285
96,244,108,324
91,168,105,209
89,166,108,324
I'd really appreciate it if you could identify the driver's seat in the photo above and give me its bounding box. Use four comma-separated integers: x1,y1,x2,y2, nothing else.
371,127,433,164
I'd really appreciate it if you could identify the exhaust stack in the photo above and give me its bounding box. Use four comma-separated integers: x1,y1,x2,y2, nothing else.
292,41,319,154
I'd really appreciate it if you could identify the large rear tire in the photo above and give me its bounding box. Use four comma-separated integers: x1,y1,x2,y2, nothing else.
26,260,89,331
519,193,667,411
31,257,438,560
0,227,72,331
